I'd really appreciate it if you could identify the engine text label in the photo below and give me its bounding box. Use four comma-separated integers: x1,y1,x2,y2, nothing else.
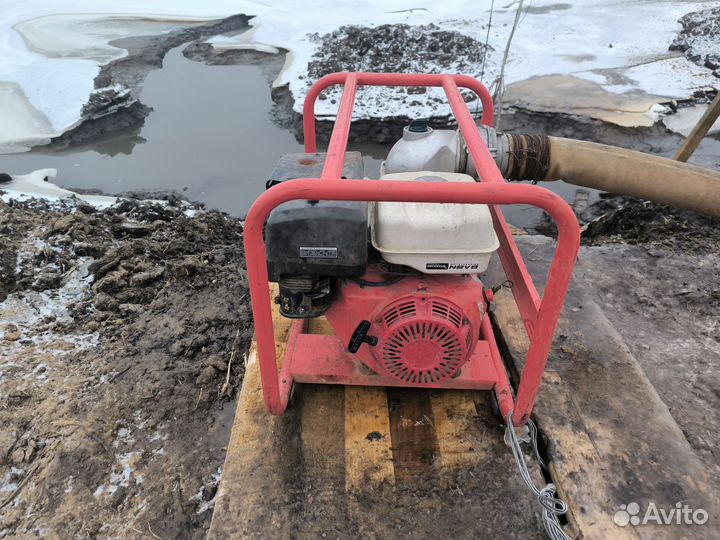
299,246,338,258
426,262,480,270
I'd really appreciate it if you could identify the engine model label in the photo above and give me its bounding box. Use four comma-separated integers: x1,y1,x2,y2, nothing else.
299,246,338,258
426,262,480,270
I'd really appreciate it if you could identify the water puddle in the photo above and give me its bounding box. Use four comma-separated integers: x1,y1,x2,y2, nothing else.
0,47,381,216
0,45,588,228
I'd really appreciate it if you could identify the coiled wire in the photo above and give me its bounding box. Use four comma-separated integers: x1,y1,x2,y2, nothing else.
506,411,574,540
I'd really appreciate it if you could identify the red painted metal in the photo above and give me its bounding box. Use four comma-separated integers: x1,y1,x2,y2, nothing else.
440,77,541,337
245,72,580,425
320,73,358,179
325,269,485,383
481,312,515,419
289,334,499,390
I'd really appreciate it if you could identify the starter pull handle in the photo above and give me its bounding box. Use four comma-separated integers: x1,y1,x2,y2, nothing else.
348,320,378,353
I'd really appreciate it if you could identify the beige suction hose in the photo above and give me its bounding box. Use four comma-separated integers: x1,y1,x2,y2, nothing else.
487,134,720,218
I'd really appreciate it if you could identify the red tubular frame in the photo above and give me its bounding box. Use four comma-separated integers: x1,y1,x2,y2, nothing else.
245,72,580,425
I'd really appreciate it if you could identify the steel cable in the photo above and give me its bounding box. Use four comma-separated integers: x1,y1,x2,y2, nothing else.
506,411,574,540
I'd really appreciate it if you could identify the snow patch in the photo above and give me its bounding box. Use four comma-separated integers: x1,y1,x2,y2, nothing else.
113,427,135,447
0,0,717,150
0,467,22,493
93,451,143,497
190,466,222,514
1,168,200,216
0,233,101,374
663,103,720,136
577,56,717,98
208,27,281,55
0,169,119,207
1,258,92,327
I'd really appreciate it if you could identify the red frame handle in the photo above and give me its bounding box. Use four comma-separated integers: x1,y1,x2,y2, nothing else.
244,72,580,424
303,72,495,178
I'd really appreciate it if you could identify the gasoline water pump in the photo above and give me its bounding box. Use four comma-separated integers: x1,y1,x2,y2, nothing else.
243,72,580,426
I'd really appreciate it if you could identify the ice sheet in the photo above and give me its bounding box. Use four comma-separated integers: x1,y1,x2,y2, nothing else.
0,0,718,151
0,168,119,207
0,81,56,153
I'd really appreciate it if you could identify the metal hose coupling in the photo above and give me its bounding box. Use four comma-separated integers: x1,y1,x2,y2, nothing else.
462,128,551,182
499,133,552,181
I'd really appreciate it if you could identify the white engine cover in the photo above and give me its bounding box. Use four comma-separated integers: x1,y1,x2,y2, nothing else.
371,171,499,274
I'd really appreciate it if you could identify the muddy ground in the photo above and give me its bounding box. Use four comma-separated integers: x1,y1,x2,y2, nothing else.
526,192,720,489
2,6,719,539
0,196,252,539
580,198,720,484
1,186,718,540
582,196,720,255
575,240,720,487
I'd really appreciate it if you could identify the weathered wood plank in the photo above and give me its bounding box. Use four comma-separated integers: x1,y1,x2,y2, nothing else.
387,388,441,483
430,390,494,469
208,285,298,540
344,386,395,492
487,237,720,540
295,384,347,538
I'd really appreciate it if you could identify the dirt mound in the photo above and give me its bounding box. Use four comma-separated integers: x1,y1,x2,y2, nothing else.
670,7,720,75
293,23,491,143
581,196,720,255
307,23,489,79
0,195,251,538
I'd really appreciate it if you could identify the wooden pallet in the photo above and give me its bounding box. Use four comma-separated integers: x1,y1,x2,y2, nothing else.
208,286,547,539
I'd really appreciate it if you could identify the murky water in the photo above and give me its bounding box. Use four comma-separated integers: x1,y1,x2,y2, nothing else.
0,45,585,228
0,47,382,216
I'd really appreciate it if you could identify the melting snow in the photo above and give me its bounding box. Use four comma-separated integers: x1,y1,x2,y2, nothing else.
0,467,25,494
0,234,100,372
113,427,136,447
0,257,93,330
93,451,143,497
191,466,223,514
0,0,717,152
1,168,200,212
0,169,119,207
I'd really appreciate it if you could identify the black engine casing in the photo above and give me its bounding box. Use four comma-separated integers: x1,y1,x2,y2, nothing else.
265,151,368,282
266,199,368,281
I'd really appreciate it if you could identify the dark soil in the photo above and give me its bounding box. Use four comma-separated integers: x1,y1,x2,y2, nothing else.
306,23,490,80
581,196,720,255
274,23,489,144
0,195,252,539
670,7,720,75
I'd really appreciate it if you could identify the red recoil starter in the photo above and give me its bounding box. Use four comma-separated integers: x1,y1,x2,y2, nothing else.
326,270,485,384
